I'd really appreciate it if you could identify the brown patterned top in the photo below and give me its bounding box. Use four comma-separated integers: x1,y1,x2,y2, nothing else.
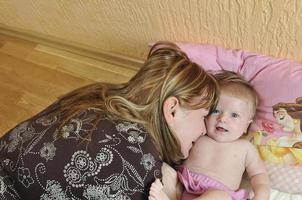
0,102,162,199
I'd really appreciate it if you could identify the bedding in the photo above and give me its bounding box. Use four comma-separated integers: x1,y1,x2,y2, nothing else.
176,42,302,197
241,177,302,200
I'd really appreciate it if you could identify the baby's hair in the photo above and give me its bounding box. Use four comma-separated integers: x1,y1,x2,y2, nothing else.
214,70,259,118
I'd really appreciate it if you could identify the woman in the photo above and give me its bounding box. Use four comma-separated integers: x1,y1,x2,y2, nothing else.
0,42,218,199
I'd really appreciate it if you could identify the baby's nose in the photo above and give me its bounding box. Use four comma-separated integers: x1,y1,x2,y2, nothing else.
218,114,227,122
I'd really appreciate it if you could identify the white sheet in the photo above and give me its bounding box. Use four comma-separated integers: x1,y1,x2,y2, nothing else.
241,178,302,200
269,189,302,200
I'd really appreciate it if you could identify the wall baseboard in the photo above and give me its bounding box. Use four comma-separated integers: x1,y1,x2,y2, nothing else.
0,24,144,70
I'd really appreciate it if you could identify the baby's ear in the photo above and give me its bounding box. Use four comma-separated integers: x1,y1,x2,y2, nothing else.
244,120,253,134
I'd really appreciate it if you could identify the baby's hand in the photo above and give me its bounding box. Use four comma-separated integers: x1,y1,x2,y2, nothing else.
149,179,169,200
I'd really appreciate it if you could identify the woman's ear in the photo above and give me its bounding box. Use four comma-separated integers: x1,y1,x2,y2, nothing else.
163,96,179,125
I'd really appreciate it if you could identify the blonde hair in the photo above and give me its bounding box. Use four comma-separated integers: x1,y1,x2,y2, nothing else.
57,41,219,165
214,70,258,117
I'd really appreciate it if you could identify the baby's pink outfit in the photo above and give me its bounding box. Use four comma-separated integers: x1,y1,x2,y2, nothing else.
178,167,248,200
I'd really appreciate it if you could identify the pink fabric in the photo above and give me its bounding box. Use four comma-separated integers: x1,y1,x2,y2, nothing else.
177,42,302,148
178,167,248,200
175,42,302,194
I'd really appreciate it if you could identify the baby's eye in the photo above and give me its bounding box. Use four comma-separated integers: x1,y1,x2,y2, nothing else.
231,113,239,118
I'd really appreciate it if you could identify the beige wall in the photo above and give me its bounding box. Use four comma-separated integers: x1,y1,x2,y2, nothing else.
0,0,301,62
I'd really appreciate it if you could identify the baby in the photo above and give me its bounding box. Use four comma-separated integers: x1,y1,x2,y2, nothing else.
149,71,270,200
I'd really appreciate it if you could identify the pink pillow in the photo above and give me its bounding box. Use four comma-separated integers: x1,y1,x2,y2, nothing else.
178,42,302,149
177,42,302,193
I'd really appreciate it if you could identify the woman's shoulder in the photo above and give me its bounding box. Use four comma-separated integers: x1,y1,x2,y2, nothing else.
91,112,157,153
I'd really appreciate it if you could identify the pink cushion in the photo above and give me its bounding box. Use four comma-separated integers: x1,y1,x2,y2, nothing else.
177,42,302,193
178,42,302,149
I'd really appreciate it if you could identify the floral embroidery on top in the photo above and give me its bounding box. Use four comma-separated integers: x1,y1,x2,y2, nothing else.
59,116,97,141
116,122,144,134
83,184,130,200
39,142,56,161
127,131,145,144
95,148,113,166
60,119,82,139
40,180,70,200
6,121,35,152
17,167,34,188
63,148,113,188
140,153,155,171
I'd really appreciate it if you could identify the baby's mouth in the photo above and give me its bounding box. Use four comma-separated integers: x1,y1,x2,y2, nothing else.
216,126,228,132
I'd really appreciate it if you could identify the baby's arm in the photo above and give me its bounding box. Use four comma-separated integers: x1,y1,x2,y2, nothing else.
245,143,270,200
162,162,183,200
149,179,170,200
149,162,183,200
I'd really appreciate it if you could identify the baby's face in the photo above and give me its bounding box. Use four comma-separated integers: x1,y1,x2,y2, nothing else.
205,93,253,143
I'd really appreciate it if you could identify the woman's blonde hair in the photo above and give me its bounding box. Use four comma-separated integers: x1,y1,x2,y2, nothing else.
57,41,219,165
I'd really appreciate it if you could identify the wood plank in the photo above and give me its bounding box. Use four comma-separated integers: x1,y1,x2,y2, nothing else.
0,33,138,137
0,53,92,134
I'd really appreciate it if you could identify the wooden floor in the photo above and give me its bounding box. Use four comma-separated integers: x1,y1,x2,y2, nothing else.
0,33,137,136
